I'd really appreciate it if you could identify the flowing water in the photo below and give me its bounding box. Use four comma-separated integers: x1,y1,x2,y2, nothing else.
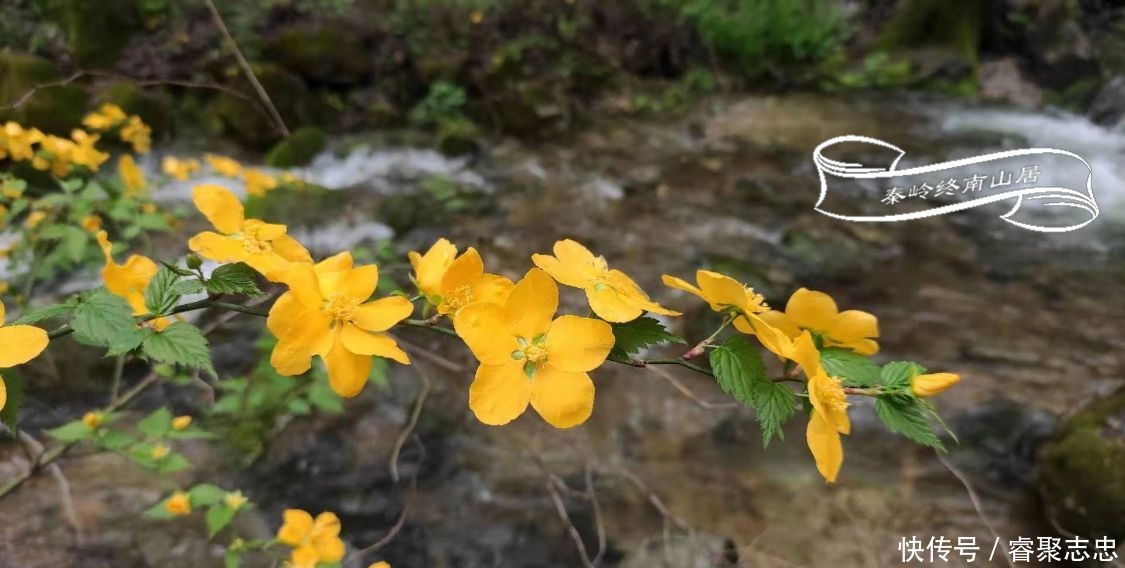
3,93,1124,567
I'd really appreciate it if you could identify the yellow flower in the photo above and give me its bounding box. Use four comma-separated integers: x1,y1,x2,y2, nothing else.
280,172,304,186
82,411,104,429
118,155,147,197
82,103,127,130
32,135,75,177
0,282,8,295
369,563,391,568
912,372,960,398
453,268,615,428
69,129,110,171
1,122,43,162
205,154,243,177
120,116,151,154
533,239,680,323
789,332,850,483
662,270,792,358
24,210,47,229
243,168,278,197
756,288,879,355
0,298,48,413
187,185,312,280
141,203,158,214
165,492,192,517
171,415,193,430
224,490,248,510
81,214,102,232
470,10,484,23
269,252,414,397
408,238,457,300
162,156,200,181
96,230,172,330
151,443,170,460
277,510,346,566
410,241,513,320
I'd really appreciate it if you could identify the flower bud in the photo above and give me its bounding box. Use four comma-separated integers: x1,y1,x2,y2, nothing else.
186,254,203,270
172,415,193,430
911,372,960,398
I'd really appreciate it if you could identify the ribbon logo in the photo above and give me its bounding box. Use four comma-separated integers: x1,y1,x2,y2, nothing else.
812,135,1099,233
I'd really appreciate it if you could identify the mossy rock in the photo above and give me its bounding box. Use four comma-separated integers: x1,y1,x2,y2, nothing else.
95,81,172,135
1036,388,1125,539
265,126,327,168
265,26,369,86
435,117,480,157
874,0,987,81
44,0,139,68
206,64,316,149
0,53,87,135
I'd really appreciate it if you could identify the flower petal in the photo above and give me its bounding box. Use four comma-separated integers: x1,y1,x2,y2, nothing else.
271,234,313,264
696,270,750,312
191,184,244,234
608,269,680,317
188,232,246,264
736,314,794,360
468,274,514,307
312,512,341,538
531,366,595,429
504,268,557,340
586,286,643,323
277,263,324,311
754,310,801,338
352,296,414,332
315,251,354,277
0,324,49,367
531,253,590,289
340,325,410,365
278,509,314,545
553,239,600,274
453,303,520,365
827,309,879,342
661,274,703,298
835,337,879,356
469,361,532,426
322,265,378,302
0,374,7,413
409,238,457,298
787,331,821,378
0,299,5,324
324,338,373,398
807,410,843,483
441,247,484,293
785,288,838,332
546,316,614,373
314,535,346,563
268,293,331,375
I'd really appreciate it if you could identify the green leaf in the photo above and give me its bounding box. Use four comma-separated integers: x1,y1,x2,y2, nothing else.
94,429,135,450
753,381,797,447
106,327,155,356
224,550,243,568
188,484,226,506
71,289,137,348
708,335,767,406
141,322,215,375
609,316,686,358
145,501,175,519
62,226,88,262
13,296,79,325
206,263,262,297
171,278,205,296
819,348,880,387
47,420,92,442
158,452,191,473
0,374,25,431
287,398,312,415
307,381,344,414
875,396,944,450
206,505,237,538
137,407,173,437
879,361,925,389
136,213,171,231
144,266,182,316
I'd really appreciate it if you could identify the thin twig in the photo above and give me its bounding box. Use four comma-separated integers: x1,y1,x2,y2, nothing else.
390,372,431,483
584,460,607,567
545,475,597,568
204,0,290,137
397,336,464,372
646,365,741,410
935,451,1014,568
14,430,83,544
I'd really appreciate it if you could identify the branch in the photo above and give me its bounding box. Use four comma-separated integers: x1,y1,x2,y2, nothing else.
390,372,431,483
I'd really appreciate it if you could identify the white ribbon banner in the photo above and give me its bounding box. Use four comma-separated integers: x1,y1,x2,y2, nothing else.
812,135,1099,233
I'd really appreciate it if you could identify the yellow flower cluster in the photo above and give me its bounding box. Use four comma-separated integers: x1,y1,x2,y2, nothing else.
82,103,151,154
0,121,111,176
277,510,346,568
202,154,281,197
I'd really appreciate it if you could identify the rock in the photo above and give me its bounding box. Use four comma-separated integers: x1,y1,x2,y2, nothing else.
0,53,87,135
874,0,988,81
265,25,369,86
44,0,139,68
265,126,327,168
1009,0,1099,90
618,533,735,568
952,398,1056,487
1036,387,1125,539
1088,76,1125,130
978,58,1042,109
95,80,173,136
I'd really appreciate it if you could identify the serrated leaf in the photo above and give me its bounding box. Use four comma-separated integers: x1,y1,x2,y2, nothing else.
609,316,686,358
206,263,262,297
137,407,173,437
206,504,237,538
879,361,925,388
47,420,92,442
13,296,78,325
141,322,215,375
188,484,226,506
171,279,205,296
0,374,25,431
94,429,135,450
708,335,767,406
752,381,797,447
71,289,137,348
106,327,155,356
875,396,945,450
145,266,182,316
819,348,880,387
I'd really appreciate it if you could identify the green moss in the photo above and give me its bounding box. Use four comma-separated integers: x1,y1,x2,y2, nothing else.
0,53,87,134
44,0,139,68
265,126,327,168
875,0,987,67
95,81,172,135
206,64,315,149
266,26,368,85
1037,389,1125,539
